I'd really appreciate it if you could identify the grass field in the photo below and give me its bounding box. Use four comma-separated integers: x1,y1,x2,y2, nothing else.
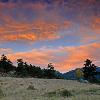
0,77,100,100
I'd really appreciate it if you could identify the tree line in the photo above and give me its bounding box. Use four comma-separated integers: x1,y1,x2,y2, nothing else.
0,54,99,82
0,54,61,78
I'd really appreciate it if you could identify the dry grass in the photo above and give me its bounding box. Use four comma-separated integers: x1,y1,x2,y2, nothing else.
0,77,100,100
0,87,5,99
45,89,72,97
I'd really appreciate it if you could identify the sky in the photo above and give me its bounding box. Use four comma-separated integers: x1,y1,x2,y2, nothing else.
0,0,100,72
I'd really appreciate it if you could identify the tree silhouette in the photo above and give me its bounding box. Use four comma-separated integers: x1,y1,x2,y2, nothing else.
0,54,15,73
16,59,28,77
43,63,56,79
16,59,43,77
0,55,60,78
1,54,99,81
83,59,97,81
47,63,54,70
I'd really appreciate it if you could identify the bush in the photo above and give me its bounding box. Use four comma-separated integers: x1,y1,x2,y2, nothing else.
45,89,72,97
60,89,72,97
27,85,36,90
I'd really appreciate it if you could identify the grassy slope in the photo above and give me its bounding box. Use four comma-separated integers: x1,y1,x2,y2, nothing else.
0,77,100,100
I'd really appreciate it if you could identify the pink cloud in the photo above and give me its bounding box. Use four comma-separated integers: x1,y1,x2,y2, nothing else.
5,42,100,72
0,13,71,43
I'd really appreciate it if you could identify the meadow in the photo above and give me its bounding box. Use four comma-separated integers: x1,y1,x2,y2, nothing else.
0,77,100,100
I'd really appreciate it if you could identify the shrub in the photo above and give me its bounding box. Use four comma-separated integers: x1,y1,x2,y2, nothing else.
60,89,72,97
27,85,36,90
45,89,72,97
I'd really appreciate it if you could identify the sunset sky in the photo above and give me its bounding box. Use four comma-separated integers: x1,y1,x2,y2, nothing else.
0,0,100,72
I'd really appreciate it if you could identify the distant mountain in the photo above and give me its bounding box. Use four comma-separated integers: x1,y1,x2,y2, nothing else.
95,67,100,80
62,69,76,80
62,67,100,80
96,67,100,72
55,71,63,79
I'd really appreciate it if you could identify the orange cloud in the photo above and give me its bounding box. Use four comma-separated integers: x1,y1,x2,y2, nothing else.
0,33,37,42
0,1,72,43
5,42,100,72
0,0,99,73
56,43,100,71
0,32,61,43
0,14,71,43
7,49,55,67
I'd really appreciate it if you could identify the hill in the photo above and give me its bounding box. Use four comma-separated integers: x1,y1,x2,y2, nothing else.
96,67,100,72
62,70,76,80
62,67,100,80
0,77,100,100
95,67,100,80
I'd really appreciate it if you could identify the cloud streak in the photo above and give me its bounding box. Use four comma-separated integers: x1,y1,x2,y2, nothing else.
0,6,71,43
0,20,70,42
6,42,100,72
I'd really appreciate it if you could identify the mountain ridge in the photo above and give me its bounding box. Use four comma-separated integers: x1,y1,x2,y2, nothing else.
62,67,100,80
